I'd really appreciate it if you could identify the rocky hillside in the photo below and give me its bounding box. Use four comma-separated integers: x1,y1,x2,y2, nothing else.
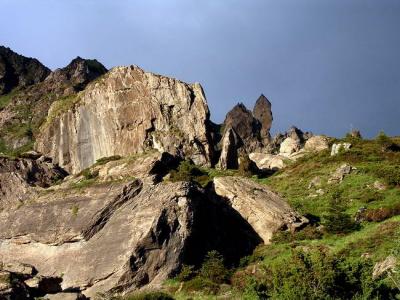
0,47,399,300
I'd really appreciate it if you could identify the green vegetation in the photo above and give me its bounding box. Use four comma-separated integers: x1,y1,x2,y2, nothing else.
70,204,79,216
95,155,122,166
43,94,80,127
124,292,174,300
152,138,400,299
168,160,239,187
0,88,20,109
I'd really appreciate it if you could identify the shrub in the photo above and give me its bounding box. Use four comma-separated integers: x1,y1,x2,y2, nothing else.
198,250,230,284
271,226,323,243
267,247,395,299
95,155,122,166
124,291,174,300
322,191,359,234
169,160,211,187
176,264,195,282
81,168,99,180
373,165,400,187
181,250,230,295
376,131,392,148
360,203,400,222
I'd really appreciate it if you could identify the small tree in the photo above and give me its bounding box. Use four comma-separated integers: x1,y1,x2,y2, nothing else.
323,191,358,234
198,250,230,284
376,131,392,148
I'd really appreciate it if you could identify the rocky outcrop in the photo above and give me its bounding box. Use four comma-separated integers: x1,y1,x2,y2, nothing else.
253,94,273,141
279,137,301,156
249,153,287,170
213,176,308,243
217,128,241,170
223,103,262,152
328,163,355,184
331,143,351,156
304,135,329,152
45,57,107,93
0,153,264,298
36,66,213,173
0,155,67,210
0,46,50,95
0,55,107,152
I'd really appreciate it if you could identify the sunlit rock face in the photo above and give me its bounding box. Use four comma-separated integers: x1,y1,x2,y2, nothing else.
36,66,213,173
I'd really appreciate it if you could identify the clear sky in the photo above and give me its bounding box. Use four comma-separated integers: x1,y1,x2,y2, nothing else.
1,0,399,138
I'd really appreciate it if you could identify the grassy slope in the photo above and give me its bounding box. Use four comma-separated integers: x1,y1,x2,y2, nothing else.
124,137,400,299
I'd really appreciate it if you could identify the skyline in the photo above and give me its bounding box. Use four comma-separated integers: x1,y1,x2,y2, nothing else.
1,0,399,138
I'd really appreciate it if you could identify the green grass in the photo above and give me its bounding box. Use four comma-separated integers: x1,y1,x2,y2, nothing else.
0,88,20,109
164,138,400,299
42,94,80,128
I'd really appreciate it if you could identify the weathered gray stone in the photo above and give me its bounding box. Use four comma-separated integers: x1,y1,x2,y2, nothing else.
304,136,329,152
253,94,273,141
217,127,241,170
0,172,261,298
213,176,308,243
331,143,351,156
328,163,355,184
249,153,287,170
279,137,301,156
36,66,213,173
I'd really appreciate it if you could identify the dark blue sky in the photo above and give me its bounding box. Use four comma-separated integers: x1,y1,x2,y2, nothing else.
1,0,399,137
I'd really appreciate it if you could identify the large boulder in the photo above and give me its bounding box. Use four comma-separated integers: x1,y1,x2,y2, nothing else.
304,135,329,152
213,176,308,243
36,66,213,173
249,152,287,170
279,137,301,156
0,159,261,297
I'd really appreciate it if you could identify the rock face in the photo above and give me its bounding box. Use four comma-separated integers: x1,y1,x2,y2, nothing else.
0,56,107,152
223,103,262,151
0,46,50,95
253,94,273,141
0,153,264,298
217,128,241,169
213,176,308,243
0,155,68,210
36,66,213,173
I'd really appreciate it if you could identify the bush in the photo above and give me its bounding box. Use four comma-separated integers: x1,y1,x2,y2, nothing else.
360,203,400,222
271,226,323,243
322,191,359,234
376,131,392,148
180,250,230,295
373,165,400,187
95,155,122,165
198,250,230,284
124,291,174,300
176,264,195,282
267,247,395,299
81,168,99,180
169,160,211,187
